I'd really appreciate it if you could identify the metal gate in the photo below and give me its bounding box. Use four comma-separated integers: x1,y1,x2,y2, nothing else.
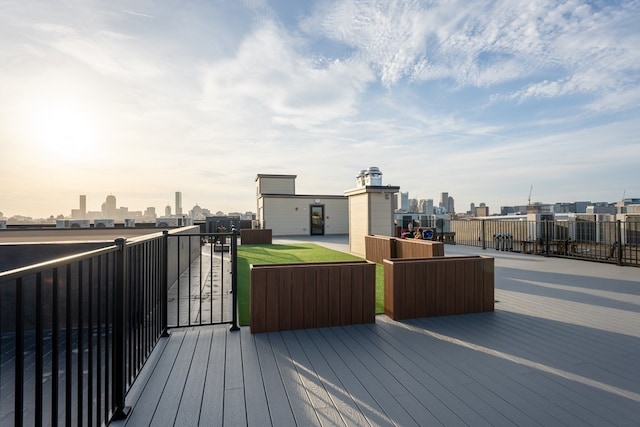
165,231,238,329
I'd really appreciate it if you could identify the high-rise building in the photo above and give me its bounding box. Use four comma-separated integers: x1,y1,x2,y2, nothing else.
398,192,409,211
448,196,455,214
440,192,448,211
80,195,86,219
144,207,157,219
425,199,434,215
175,191,182,216
102,195,117,219
165,205,172,216
418,199,434,215
475,203,489,217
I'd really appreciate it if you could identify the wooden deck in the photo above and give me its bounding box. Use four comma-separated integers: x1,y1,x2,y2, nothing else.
111,244,640,426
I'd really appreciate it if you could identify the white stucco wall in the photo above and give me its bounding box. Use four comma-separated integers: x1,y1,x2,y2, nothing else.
260,196,348,236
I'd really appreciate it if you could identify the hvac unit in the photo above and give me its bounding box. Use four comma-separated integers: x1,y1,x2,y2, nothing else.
124,218,136,228
156,217,178,227
0,219,6,229
176,215,192,226
56,219,71,228
69,219,90,228
94,219,115,228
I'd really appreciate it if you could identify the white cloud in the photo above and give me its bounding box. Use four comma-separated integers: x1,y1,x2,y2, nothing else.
199,21,375,132
301,0,640,112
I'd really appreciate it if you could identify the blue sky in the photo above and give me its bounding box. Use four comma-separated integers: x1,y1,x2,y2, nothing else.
1,0,639,218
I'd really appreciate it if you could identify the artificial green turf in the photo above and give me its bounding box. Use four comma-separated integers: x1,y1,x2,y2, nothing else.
237,243,384,326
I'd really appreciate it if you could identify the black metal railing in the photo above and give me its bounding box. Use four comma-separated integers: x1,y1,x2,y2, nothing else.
165,231,239,328
0,228,238,426
449,219,640,267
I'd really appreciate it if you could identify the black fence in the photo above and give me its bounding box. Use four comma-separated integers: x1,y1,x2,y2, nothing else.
449,219,640,267
0,229,238,426
165,232,238,328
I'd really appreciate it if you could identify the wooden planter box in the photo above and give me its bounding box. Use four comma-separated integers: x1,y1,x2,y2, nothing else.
250,261,376,333
395,238,444,258
364,235,396,264
240,229,272,245
365,235,444,264
384,255,494,320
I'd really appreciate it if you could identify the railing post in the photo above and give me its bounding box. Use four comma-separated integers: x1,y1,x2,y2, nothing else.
544,221,550,257
481,220,486,250
111,238,130,421
161,230,170,337
14,278,24,427
616,220,623,266
230,228,240,331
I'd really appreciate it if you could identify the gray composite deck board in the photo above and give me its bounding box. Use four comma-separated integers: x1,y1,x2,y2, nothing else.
268,332,322,426
173,328,212,427
150,329,199,426
325,327,419,427
120,329,186,426
292,329,371,427
253,332,298,426
110,247,640,427
223,329,247,426
199,325,226,426
239,327,271,427
308,327,396,426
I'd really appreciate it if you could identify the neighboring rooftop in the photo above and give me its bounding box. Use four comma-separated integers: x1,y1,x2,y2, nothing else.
0,227,161,244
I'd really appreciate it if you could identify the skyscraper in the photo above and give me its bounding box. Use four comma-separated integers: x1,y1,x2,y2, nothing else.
102,195,116,219
175,191,182,216
79,195,86,219
440,192,448,212
398,192,409,211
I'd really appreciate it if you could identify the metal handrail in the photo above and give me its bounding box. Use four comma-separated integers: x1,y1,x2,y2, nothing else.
0,228,239,425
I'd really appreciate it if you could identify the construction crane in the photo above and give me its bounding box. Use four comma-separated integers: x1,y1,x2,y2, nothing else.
528,185,533,206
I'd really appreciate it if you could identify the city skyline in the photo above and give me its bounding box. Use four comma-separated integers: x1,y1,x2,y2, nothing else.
1,188,627,222
2,1,639,219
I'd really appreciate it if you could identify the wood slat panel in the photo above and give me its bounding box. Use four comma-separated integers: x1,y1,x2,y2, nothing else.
278,269,292,331
265,269,279,333
445,260,457,316
483,257,494,312
316,267,329,328
351,266,364,325
464,260,475,313
404,262,416,319
303,268,317,329
328,268,341,327
362,263,376,323
291,268,305,330
339,266,352,326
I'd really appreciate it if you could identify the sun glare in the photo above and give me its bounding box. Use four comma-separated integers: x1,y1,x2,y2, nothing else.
27,100,97,161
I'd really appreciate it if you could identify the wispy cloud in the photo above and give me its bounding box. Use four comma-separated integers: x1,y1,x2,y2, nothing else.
199,21,375,132
303,0,640,112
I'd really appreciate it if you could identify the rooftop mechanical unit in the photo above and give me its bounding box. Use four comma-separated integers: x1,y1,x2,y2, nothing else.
94,219,115,228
